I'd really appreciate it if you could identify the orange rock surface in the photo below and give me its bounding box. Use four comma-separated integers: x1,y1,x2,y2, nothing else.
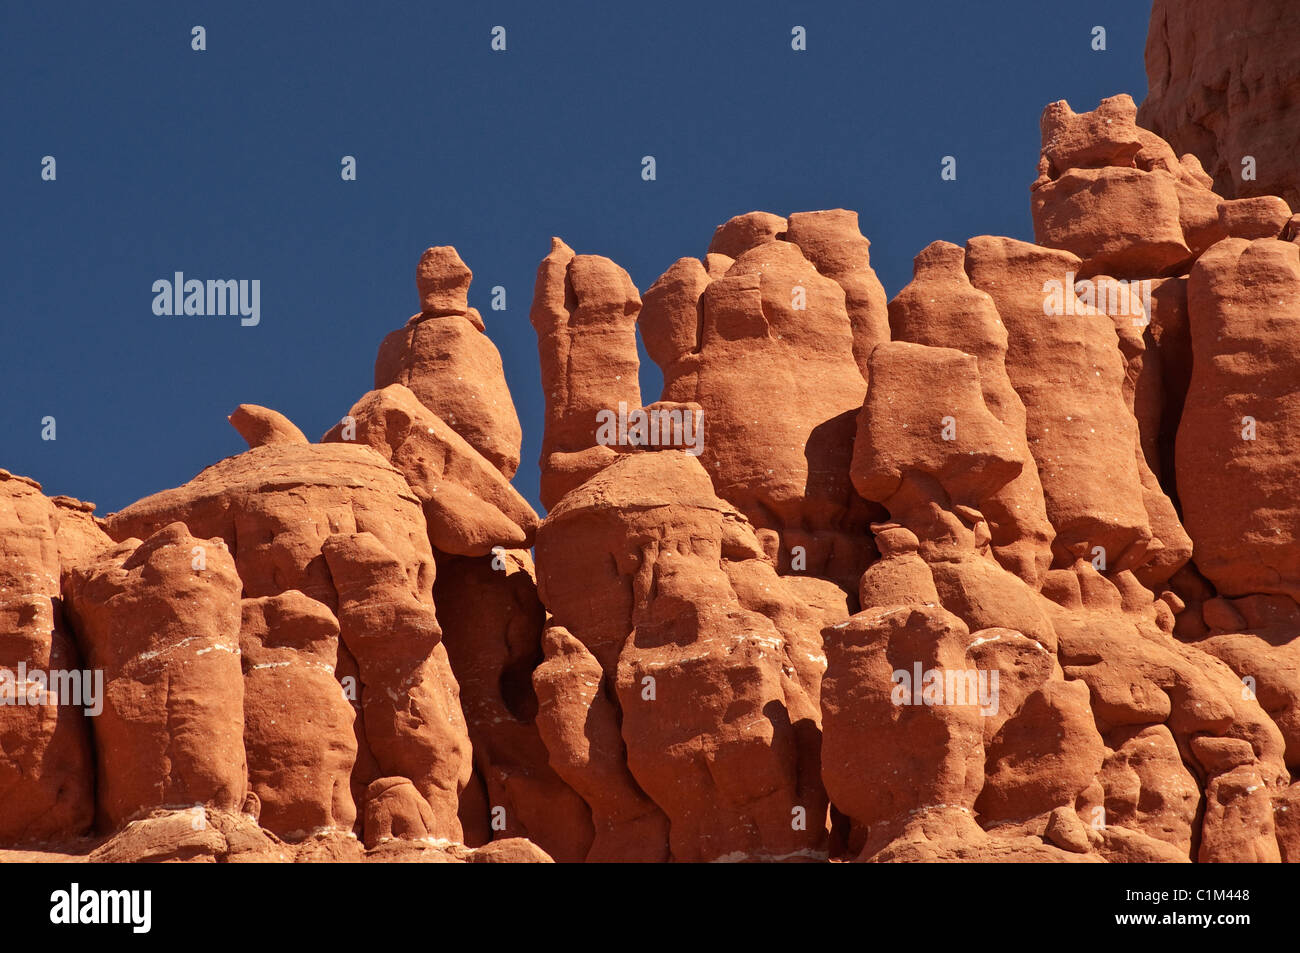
4,57,1300,864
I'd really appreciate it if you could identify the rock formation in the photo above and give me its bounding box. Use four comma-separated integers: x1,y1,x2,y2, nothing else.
530,238,643,508
65,523,247,831
4,25,1300,864
1140,0,1300,208
0,472,95,844
637,210,884,591
375,247,524,479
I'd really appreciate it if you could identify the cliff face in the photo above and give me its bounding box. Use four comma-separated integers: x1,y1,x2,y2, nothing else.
1140,0,1300,209
4,86,1300,864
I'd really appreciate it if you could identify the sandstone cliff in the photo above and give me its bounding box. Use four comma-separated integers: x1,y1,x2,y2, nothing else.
4,74,1300,865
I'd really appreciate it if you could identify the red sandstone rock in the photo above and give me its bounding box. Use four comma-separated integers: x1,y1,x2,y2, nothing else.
1142,277,1194,485
821,605,987,858
1141,0,1300,207
1032,96,1228,276
638,256,709,397
1218,196,1294,240
966,236,1185,577
240,592,357,840
853,341,1025,509
375,246,524,478
639,224,877,591
106,440,433,604
783,209,891,379
228,404,308,448
322,531,471,842
530,238,643,508
322,384,538,556
1187,594,1300,770
0,472,95,844
50,495,113,571
7,46,1300,866
534,451,828,861
64,522,247,830
363,776,440,848
887,242,1055,586
79,805,552,862
1032,167,1190,278
531,624,671,862
415,246,473,317
1097,724,1200,855
1038,96,1144,174
707,211,787,259
1177,239,1300,599
98,435,474,844
1100,285,1194,588
433,549,592,860
1048,562,1289,860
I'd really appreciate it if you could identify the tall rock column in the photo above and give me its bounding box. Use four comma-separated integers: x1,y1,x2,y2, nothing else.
638,211,880,591
1177,238,1300,600
0,472,95,844
375,246,524,479
65,522,247,831
887,241,1055,587
533,451,829,861
530,238,643,509
966,236,1162,576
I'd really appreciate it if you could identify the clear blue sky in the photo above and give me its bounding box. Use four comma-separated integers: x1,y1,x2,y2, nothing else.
3,0,1149,516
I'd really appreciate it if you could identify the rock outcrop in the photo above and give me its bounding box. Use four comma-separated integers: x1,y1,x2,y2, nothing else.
1140,0,1300,208
5,28,1300,864
1177,238,1300,600
65,522,247,830
637,212,884,592
375,247,524,479
533,451,829,862
321,384,538,557
90,435,479,852
530,238,643,508
0,472,96,844
239,592,358,840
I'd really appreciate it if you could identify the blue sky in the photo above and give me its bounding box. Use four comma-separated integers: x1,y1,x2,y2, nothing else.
3,0,1149,515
